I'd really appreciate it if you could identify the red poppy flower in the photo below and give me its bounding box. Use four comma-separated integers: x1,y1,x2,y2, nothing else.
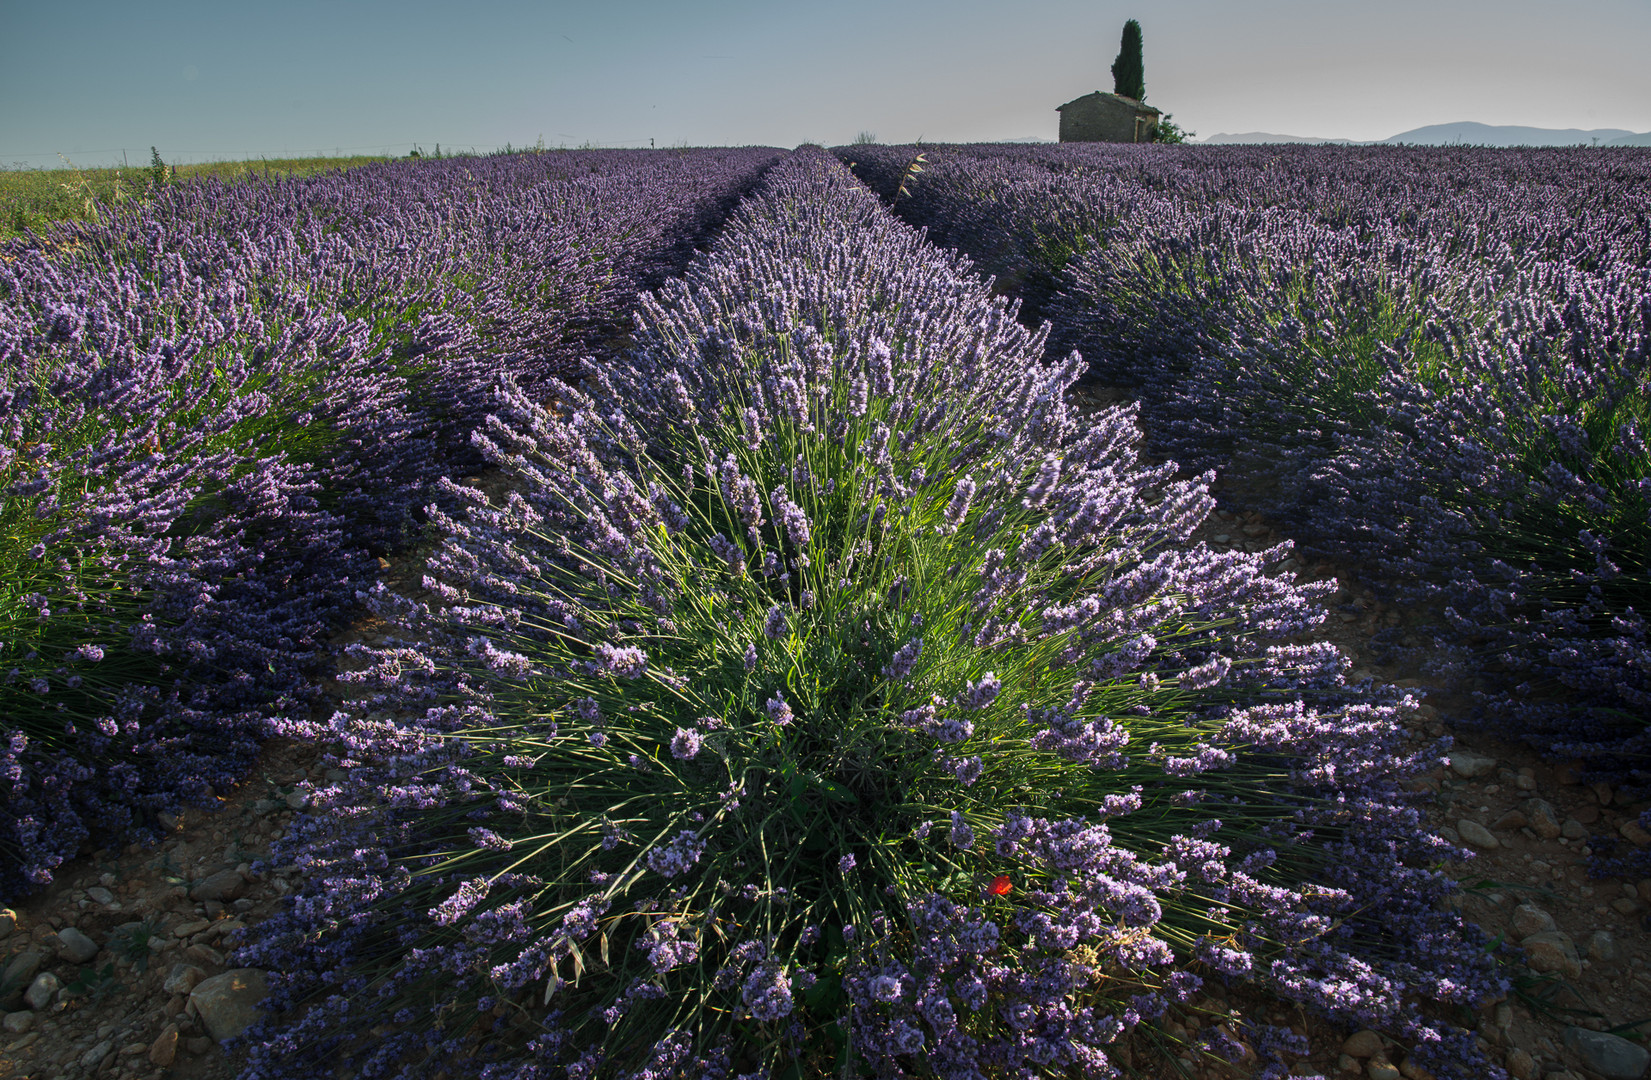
990,874,1012,896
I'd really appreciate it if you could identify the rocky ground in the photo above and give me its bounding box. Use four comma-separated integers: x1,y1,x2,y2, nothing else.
0,736,328,1080
1,390,1647,1080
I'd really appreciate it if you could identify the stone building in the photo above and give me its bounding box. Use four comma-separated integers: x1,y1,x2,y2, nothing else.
1057,92,1161,143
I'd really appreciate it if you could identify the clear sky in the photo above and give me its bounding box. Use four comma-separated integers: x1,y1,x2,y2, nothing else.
4,0,1649,166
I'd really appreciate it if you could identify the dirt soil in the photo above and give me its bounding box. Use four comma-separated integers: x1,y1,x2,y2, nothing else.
2,392,1647,1080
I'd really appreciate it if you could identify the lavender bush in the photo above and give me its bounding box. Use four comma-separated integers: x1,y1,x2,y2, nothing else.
839,142,1651,808
0,148,780,899
237,151,1501,1080
0,241,386,897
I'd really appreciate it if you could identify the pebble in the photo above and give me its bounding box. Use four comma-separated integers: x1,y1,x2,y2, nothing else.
1368,1060,1401,1080
2,1010,33,1034
1611,897,1640,916
1400,1057,1434,1080
1343,1030,1385,1058
148,1023,178,1067
1511,903,1557,939
186,1035,213,1054
1586,931,1618,962
189,869,246,903
0,909,14,939
1562,1026,1651,1080
185,942,226,967
172,918,212,939
1457,819,1500,850
1521,931,1583,980
1,948,44,990
56,925,99,964
1620,820,1651,847
285,789,312,811
1448,751,1497,778
23,972,59,1011
1505,1047,1538,1080
162,963,207,996
1524,799,1561,839
85,886,116,906
1561,817,1588,840
189,968,269,1041
1491,809,1528,831
79,1036,114,1068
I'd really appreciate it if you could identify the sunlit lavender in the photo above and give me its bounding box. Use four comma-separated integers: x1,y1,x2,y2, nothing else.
230,151,1503,1080
0,148,779,897
841,143,1651,846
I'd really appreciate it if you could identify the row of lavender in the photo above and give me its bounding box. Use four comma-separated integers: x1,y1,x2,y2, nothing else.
0,148,780,900
840,143,1651,830
235,149,1503,1080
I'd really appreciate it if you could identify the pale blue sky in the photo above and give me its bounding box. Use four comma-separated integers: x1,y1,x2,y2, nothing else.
4,0,1649,166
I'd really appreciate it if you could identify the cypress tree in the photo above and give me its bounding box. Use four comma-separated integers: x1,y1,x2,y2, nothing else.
1111,19,1145,101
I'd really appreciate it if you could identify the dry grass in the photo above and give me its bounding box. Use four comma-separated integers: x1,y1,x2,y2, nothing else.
1,153,390,240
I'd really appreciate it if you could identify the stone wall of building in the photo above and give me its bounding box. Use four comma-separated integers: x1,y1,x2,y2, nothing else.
1058,92,1160,143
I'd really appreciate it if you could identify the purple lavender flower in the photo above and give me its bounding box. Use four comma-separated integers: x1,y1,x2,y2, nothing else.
940,477,977,535
740,962,794,1022
947,755,984,786
772,485,812,548
644,830,706,879
868,974,902,1001
882,636,922,680
765,694,793,726
429,877,490,926
1023,454,1062,508
1179,654,1231,690
467,827,513,851
889,1019,925,1054
669,727,702,760
594,643,648,679
962,671,1000,710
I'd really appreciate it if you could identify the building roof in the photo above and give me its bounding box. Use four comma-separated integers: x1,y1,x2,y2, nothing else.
1057,91,1162,116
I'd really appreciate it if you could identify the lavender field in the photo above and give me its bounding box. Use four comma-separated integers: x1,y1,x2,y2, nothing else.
842,143,1651,817
2,143,1647,1080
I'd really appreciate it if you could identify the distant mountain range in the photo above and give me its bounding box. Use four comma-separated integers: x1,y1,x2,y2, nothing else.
1201,132,1354,146
1201,122,1651,147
